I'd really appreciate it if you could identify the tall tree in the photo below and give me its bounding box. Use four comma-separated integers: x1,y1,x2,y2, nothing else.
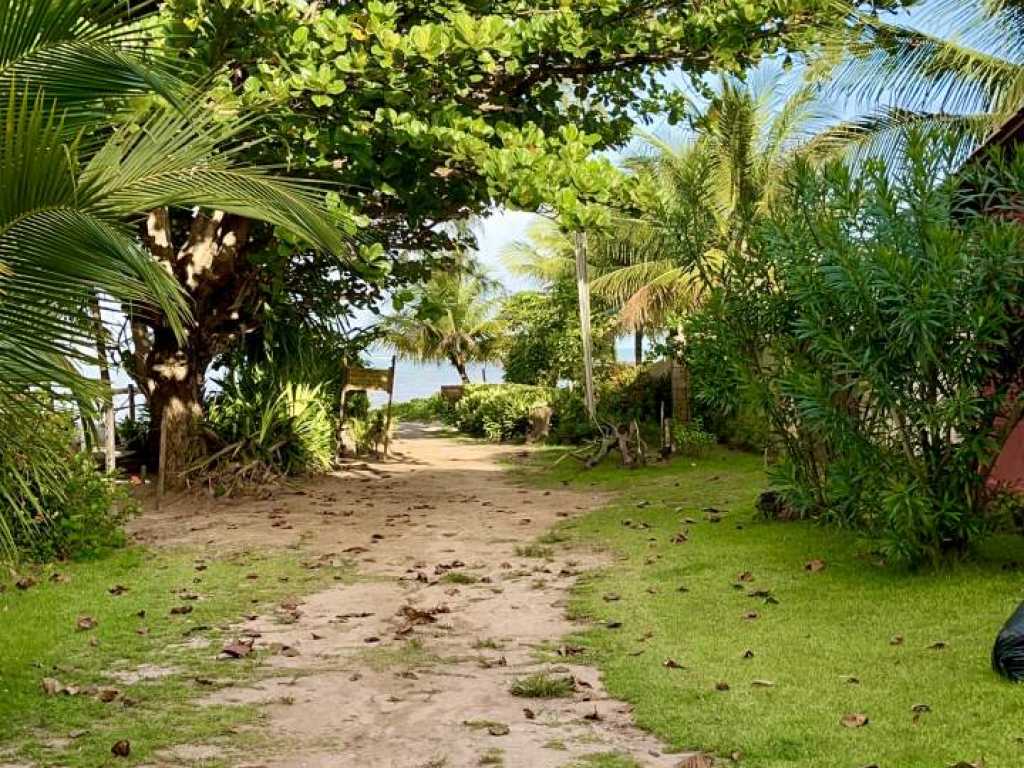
128,0,909,470
382,256,500,383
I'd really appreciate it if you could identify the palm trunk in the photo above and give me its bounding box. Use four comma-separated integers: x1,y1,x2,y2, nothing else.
452,357,471,384
634,327,644,366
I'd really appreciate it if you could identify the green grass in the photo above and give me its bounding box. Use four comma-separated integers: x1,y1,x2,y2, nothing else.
0,546,346,767
441,571,479,585
524,447,1024,768
566,754,642,768
514,544,554,559
509,672,575,698
358,638,440,672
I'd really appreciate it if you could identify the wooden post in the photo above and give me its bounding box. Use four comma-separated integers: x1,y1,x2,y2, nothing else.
156,408,168,510
128,384,136,422
383,355,396,458
575,231,596,422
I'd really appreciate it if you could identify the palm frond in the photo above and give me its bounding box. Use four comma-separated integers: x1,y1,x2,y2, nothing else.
0,0,184,124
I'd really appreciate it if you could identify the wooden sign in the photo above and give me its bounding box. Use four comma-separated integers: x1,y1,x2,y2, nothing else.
346,367,394,393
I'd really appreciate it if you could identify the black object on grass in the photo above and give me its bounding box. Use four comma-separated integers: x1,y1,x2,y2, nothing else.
992,601,1024,682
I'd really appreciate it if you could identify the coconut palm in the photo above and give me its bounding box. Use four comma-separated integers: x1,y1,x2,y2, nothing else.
383,256,501,384
822,0,1024,164
591,73,834,334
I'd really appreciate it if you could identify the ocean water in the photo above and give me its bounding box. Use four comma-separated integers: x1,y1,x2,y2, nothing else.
362,353,503,407
364,335,643,407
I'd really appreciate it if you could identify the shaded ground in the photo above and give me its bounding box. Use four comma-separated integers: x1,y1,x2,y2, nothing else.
131,424,686,768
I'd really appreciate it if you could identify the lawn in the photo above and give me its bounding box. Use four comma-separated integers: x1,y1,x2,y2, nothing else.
0,546,346,767
526,447,1024,768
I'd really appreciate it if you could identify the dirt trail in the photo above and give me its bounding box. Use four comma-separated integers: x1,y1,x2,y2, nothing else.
134,425,685,768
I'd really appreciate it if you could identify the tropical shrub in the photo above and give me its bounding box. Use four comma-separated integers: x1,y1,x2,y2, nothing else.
393,395,448,423
748,135,1024,564
672,420,716,458
348,409,397,457
500,283,616,387
452,384,552,441
2,408,133,562
193,366,336,492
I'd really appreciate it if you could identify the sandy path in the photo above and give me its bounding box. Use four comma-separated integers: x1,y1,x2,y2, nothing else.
133,425,685,768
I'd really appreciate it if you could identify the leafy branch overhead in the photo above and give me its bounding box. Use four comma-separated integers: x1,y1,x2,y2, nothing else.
160,0,914,231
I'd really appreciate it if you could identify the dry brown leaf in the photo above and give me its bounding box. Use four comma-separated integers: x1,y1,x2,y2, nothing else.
76,615,96,631
805,559,826,573
663,658,685,669
737,571,754,582
221,641,253,659
751,679,776,687
841,713,869,728
111,739,131,757
41,677,61,696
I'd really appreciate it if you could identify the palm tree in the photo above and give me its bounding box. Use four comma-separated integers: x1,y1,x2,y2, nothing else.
822,0,1024,164
0,0,353,553
591,73,834,337
383,256,501,384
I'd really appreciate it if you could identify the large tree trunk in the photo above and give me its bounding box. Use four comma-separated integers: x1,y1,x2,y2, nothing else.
127,208,257,488
634,327,644,366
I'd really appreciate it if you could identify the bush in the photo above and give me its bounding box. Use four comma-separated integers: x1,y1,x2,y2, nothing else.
672,420,716,457
194,365,336,491
745,134,1024,564
393,394,448,423
116,411,150,455
2,407,133,562
452,384,552,441
347,409,397,456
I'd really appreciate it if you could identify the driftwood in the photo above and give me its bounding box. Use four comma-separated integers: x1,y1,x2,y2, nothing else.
555,421,648,470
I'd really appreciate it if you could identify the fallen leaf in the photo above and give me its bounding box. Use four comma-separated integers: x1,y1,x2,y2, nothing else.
927,641,948,650
170,605,193,616
487,723,510,736
841,713,869,728
911,703,931,714
670,532,688,544
737,571,754,582
663,658,685,669
111,739,131,757
96,687,120,703
583,708,602,721
108,585,128,596
602,592,621,602
15,576,35,590
76,615,97,631
890,634,904,646
742,611,759,621
742,649,755,659
751,679,776,687
805,559,827,573
522,708,535,720
715,681,730,691
221,641,253,659
41,677,61,696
